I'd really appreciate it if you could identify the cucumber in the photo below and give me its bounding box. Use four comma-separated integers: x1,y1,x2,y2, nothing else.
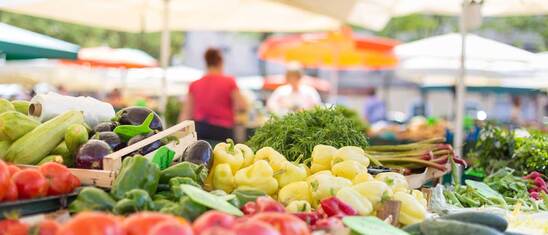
420,219,503,235
6,110,85,164
441,212,508,232
51,142,73,167
65,124,89,155
402,223,423,235
38,155,64,165
0,140,10,160
11,100,30,114
503,232,526,235
0,111,40,141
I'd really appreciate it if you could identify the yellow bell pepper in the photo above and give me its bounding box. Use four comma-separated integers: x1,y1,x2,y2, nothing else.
411,190,428,208
352,181,393,208
393,191,427,226
285,200,312,213
336,187,373,216
212,163,235,193
278,181,313,206
275,161,308,188
212,139,244,173
234,160,278,195
331,159,367,180
235,143,254,168
352,172,374,184
374,172,409,193
310,145,337,174
254,147,288,172
331,146,370,169
307,171,352,204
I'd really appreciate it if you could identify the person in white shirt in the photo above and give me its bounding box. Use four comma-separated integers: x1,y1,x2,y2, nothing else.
267,62,321,116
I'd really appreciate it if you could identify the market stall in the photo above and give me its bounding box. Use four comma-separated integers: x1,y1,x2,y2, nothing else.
0,93,545,235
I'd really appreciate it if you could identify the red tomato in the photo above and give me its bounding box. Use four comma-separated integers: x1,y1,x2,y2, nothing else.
57,212,125,235
7,165,21,177
193,211,235,234
200,227,236,235
233,220,280,235
37,219,61,235
0,160,10,200
148,221,193,235
69,174,81,189
39,162,77,195
3,179,18,202
251,212,310,235
0,219,28,235
123,212,183,235
12,169,48,199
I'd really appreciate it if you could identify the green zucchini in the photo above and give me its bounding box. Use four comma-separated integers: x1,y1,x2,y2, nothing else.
420,219,503,235
0,99,15,114
0,111,40,141
0,140,10,160
65,124,89,155
503,231,526,235
11,100,30,114
38,155,64,165
6,110,85,164
402,223,423,235
51,142,73,167
441,212,508,232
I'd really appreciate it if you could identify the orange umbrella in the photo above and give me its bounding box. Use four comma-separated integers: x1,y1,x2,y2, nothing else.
61,47,158,68
259,28,399,69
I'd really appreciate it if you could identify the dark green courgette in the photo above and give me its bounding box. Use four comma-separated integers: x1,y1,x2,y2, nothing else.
441,212,508,232
420,219,503,235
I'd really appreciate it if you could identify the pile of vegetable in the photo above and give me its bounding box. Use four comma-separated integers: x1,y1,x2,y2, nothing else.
0,99,169,170
443,177,547,212
207,140,429,226
0,160,80,202
468,123,547,175
247,106,369,162
364,137,465,174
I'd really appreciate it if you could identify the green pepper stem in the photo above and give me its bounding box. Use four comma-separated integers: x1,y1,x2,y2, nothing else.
226,138,235,154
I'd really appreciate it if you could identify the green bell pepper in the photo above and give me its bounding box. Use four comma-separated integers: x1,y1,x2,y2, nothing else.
153,191,175,201
178,196,209,221
160,162,208,185
111,155,161,200
170,176,202,199
69,187,116,213
153,199,177,211
113,189,155,215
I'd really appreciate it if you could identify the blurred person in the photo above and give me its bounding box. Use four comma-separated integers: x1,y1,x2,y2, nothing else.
363,87,386,123
266,62,321,116
180,48,245,141
106,88,125,109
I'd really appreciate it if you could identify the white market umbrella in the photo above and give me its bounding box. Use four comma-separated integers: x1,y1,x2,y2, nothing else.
396,33,538,78
0,0,342,116
125,65,203,96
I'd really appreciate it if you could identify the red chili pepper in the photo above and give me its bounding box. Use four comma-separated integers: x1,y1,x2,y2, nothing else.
292,212,323,226
319,197,357,218
242,201,258,215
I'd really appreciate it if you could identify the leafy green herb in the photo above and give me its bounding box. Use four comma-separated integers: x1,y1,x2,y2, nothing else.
247,106,368,162
468,123,515,175
511,132,548,175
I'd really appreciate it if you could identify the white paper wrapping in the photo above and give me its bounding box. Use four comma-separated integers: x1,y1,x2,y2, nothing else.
30,92,115,128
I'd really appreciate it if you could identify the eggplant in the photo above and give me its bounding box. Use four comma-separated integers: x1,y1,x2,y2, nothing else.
94,132,123,151
93,121,119,133
182,140,213,169
116,107,163,131
75,139,112,169
127,132,162,155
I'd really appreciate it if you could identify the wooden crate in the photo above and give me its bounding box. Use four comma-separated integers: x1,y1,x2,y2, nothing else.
19,120,197,188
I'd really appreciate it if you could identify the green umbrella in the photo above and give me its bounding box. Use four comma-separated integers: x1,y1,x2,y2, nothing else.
0,23,79,60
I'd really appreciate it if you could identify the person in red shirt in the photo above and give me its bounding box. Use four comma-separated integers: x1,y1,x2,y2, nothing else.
180,48,245,141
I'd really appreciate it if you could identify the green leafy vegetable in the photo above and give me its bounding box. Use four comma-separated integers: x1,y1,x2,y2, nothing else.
248,106,368,162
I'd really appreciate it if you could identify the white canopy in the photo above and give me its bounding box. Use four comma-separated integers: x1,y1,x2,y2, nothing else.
283,0,548,30
124,65,203,96
0,0,341,32
395,33,545,89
